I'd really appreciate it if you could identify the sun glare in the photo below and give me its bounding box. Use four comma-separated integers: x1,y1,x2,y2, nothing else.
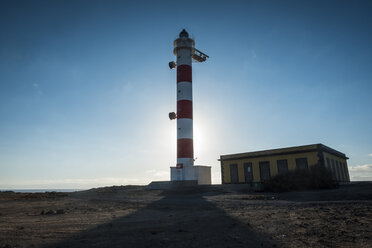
193,118,208,162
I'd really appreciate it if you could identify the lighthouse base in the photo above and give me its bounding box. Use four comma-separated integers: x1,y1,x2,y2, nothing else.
170,165,211,185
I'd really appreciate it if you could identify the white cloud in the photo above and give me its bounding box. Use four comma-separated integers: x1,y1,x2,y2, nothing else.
349,164,372,181
33,83,39,88
145,169,169,178
368,153,372,157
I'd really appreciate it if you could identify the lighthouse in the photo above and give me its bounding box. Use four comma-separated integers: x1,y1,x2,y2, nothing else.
169,29,211,185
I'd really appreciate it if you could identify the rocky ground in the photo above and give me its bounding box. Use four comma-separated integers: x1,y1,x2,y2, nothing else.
0,183,371,248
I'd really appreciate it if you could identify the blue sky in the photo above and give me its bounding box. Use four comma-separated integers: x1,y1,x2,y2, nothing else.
1,0,372,189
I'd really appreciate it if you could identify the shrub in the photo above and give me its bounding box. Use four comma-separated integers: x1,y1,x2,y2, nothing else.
263,164,336,192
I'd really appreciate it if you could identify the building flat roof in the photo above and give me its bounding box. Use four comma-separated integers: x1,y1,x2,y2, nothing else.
219,143,348,161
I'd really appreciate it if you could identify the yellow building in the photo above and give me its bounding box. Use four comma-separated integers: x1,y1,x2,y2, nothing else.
220,144,350,184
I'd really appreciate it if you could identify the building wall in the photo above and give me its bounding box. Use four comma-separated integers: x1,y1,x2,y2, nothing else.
322,151,349,182
222,153,351,183
195,165,212,185
222,151,319,183
170,165,211,185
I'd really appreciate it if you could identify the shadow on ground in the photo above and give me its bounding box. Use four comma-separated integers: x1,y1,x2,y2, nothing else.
42,189,273,248
275,182,372,202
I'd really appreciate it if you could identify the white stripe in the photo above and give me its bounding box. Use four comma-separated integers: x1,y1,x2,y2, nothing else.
177,118,193,139
177,81,192,101
176,49,192,66
177,158,194,167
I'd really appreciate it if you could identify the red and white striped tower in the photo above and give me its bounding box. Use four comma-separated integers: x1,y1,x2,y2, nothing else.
174,29,194,170
169,29,209,182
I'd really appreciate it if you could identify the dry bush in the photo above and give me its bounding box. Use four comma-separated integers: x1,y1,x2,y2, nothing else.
263,164,337,192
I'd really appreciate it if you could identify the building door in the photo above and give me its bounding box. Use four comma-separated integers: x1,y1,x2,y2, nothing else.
259,161,270,181
179,170,184,180
230,164,239,183
244,163,253,183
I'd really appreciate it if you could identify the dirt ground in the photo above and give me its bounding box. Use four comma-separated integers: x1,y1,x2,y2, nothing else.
0,182,372,248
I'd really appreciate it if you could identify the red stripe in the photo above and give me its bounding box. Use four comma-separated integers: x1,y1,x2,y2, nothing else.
177,138,194,158
177,100,192,119
177,65,192,83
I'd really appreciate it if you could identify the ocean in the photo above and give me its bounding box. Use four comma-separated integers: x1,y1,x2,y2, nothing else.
1,189,84,193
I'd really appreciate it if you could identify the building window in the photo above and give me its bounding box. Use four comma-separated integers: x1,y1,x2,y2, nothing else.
331,159,336,179
296,158,308,170
343,163,350,181
326,158,331,169
277,159,288,175
335,161,340,181
244,162,253,183
259,161,271,181
338,161,345,181
230,164,239,183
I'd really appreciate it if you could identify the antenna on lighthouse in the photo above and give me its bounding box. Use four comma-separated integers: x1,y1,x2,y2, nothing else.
192,48,209,63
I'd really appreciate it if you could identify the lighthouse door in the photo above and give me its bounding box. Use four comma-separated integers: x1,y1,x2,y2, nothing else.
176,169,182,180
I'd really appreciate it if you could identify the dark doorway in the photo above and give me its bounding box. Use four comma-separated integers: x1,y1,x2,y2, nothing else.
230,164,239,183
259,161,270,181
244,163,253,183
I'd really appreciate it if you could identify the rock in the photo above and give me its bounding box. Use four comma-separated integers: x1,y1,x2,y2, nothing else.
45,210,55,215
56,209,65,214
